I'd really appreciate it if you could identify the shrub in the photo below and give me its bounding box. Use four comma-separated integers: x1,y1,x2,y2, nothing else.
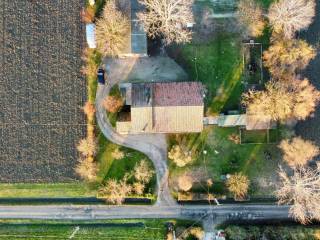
225,226,248,240
81,6,95,23
103,95,124,113
133,159,155,184
226,173,250,200
75,157,97,182
228,133,240,144
178,175,193,192
133,182,145,195
98,178,132,205
77,137,97,157
81,48,101,78
189,227,204,240
82,102,96,121
168,145,194,167
111,148,125,160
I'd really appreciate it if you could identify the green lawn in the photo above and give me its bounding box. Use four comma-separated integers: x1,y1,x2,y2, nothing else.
0,183,95,198
0,219,170,240
96,133,156,194
172,34,243,115
241,129,268,144
169,126,280,197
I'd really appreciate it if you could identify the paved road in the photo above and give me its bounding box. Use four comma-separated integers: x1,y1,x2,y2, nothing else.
96,84,176,206
0,204,290,221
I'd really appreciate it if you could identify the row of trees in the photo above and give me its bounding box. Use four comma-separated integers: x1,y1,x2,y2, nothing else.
94,0,194,57
239,0,320,224
97,159,155,204
76,48,100,182
238,0,316,39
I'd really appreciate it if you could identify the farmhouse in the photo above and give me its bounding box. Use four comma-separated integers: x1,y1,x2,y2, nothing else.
117,82,204,134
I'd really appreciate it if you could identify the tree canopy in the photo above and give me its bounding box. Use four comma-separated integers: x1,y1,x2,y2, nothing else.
95,0,130,56
138,0,194,44
279,137,320,167
268,0,316,39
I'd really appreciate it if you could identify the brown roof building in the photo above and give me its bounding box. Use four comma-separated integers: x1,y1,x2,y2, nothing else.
117,82,204,134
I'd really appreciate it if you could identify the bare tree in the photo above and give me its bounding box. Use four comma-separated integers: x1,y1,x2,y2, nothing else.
279,137,320,167
168,145,194,167
133,182,145,195
237,0,266,37
111,147,125,160
178,175,193,192
75,157,97,182
138,0,194,44
77,137,97,157
98,178,132,205
242,81,294,121
82,102,96,121
268,0,316,38
133,159,155,184
95,0,130,56
226,173,250,200
291,78,320,120
103,95,124,113
276,165,320,224
242,78,320,121
263,39,316,78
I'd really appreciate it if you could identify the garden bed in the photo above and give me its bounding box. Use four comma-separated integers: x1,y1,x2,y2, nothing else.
240,129,279,144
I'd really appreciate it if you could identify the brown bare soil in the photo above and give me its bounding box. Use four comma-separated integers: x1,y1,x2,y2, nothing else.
0,0,86,182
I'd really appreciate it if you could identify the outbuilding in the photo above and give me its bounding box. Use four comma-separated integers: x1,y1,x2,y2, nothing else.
86,23,96,49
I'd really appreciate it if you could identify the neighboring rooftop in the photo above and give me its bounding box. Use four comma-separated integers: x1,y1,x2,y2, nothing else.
131,82,204,107
117,0,147,56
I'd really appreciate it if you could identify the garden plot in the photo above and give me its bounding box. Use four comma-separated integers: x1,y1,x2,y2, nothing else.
0,0,86,182
243,41,264,89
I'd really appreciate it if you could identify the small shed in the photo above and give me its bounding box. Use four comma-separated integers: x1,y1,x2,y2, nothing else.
86,23,96,49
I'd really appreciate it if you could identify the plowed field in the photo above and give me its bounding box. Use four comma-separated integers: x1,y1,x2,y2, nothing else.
0,0,86,182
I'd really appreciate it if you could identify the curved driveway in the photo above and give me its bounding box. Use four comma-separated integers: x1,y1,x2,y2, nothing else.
96,83,176,206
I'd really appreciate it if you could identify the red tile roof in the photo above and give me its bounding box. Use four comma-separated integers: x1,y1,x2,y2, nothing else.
153,82,203,106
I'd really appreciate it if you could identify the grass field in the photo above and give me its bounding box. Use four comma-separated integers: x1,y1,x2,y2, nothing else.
171,34,243,115
168,126,280,196
96,133,156,194
0,219,170,240
0,183,96,198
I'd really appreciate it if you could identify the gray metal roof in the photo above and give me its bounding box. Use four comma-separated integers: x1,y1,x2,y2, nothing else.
130,0,147,54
